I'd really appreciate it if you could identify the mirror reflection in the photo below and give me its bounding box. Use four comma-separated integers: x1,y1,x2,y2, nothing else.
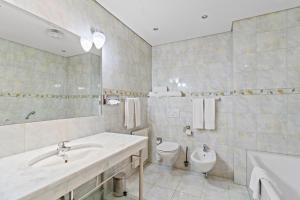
0,4,102,125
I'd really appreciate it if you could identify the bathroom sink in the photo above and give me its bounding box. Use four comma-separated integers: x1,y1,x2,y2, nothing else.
28,143,103,167
191,147,216,173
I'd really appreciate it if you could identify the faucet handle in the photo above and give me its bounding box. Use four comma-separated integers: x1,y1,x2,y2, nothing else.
203,144,209,152
58,141,69,148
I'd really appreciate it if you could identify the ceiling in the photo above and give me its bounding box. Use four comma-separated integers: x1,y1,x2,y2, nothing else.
96,0,300,46
0,1,100,57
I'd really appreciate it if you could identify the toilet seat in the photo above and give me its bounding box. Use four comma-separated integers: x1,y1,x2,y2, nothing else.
156,141,180,166
157,142,179,152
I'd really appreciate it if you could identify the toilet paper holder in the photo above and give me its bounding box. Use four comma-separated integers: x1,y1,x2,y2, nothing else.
183,126,193,136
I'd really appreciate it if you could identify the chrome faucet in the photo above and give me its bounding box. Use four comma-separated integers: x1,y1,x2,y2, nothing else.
25,111,36,120
203,144,209,152
57,141,71,163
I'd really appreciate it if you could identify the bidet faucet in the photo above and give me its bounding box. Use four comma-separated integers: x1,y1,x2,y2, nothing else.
203,144,209,152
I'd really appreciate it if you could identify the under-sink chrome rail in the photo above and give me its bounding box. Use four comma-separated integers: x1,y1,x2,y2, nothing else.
75,150,144,200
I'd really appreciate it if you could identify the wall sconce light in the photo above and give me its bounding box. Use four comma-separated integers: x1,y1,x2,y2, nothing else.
93,31,106,49
80,28,106,52
80,37,93,52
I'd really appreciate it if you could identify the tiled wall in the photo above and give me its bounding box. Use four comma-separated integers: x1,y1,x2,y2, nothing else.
232,7,300,185
151,32,234,179
153,32,232,92
0,116,104,158
151,8,300,183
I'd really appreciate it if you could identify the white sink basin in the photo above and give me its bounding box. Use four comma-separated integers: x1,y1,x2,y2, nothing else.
28,143,103,167
191,147,216,173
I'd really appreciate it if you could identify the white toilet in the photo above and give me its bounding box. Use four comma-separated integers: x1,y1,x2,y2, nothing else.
156,141,180,165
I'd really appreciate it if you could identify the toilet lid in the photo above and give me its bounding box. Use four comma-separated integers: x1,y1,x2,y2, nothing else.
157,142,179,152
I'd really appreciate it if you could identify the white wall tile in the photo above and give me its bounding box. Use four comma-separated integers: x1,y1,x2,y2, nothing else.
0,124,25,158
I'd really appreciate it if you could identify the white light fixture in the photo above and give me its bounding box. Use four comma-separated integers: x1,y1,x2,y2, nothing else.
78,86,86,90
80,37,93,52
93,32,106,49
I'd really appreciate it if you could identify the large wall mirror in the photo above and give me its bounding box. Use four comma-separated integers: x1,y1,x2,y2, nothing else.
0,2,102,126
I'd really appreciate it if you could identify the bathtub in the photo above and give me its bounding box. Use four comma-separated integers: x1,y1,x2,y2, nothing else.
246,151,300,200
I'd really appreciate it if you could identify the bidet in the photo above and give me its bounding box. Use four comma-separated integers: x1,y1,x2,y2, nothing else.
191,145,216,176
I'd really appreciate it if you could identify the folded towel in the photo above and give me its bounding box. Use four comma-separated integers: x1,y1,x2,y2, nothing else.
193,99,204,129
153,86,168,92
148,91,182,97
134,98,141,127
250,167,270,200
124,98,135,129
204,98,215,130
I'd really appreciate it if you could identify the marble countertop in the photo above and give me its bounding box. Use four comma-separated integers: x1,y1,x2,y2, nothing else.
0,132,147,200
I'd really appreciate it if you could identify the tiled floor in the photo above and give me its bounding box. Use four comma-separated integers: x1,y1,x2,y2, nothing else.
106,163,250,200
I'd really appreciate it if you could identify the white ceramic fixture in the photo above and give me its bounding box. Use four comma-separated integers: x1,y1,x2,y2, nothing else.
80,37,93,52
0,133,147,200
93,31,106,49
191,146,216,173
80,31,106,52
28,143,103,167
156,141,180,165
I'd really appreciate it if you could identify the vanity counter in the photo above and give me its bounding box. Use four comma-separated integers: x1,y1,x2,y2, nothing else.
0,132,147,200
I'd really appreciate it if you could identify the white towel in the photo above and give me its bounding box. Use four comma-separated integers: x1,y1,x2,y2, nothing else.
193,99,204,129
250,167,270,200
261,179,281,200
134,98,141,127
148,91,182,97
153,86,168,92
204,98,215,130
124,98,135,129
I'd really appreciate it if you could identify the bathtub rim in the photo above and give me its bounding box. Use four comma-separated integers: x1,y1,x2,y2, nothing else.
245,150,297,200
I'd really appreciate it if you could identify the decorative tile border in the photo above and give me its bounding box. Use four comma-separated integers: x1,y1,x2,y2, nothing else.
187,87,300,97
103,88,148,97
1,87,298,100
0,92,101,99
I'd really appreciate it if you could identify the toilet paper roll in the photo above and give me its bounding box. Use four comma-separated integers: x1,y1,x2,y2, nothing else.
185,129,192,136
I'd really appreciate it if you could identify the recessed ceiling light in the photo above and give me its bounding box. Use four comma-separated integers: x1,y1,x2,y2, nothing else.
202,15,208,19
47,29,64,39
153,27,159,31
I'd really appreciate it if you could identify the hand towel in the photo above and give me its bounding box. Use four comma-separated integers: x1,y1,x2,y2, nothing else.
134,98,141,127
250,167,269,200
193,98,204,129
204,98,215,130
153,86,168,93
124,98,135,129
260,179,281,200
148,91,183,97
165,91,183,97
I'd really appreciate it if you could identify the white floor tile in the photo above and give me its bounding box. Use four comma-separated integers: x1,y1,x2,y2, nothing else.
144,186,175,200
176,174,205,197
154,172,182,190
172,191,202,200
118,164,250,200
